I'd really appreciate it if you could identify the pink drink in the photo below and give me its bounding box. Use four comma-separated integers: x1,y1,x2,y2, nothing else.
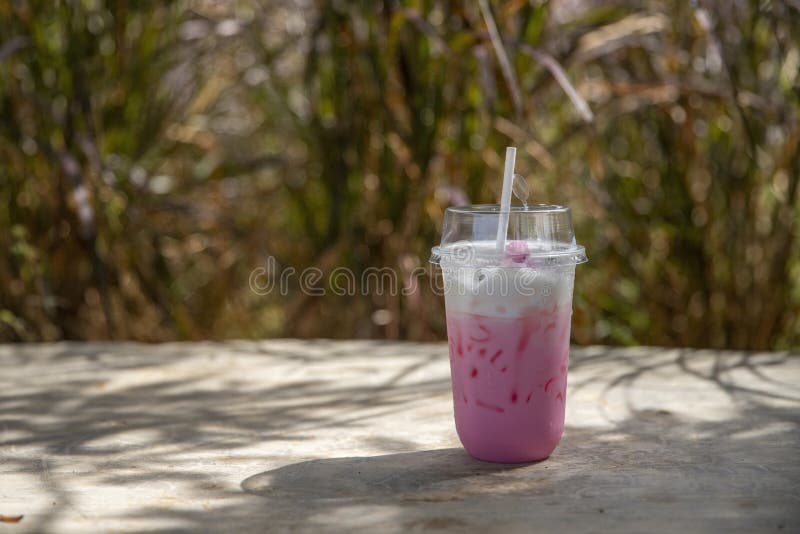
432,205,586,463
446,304,572,463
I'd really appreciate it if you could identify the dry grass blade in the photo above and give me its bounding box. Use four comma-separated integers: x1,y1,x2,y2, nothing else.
575,13,669,63
519,44,594,123
478,0,523,118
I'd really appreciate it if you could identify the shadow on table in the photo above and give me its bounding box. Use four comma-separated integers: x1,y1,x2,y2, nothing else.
230,403,800,532
0,340,448,532
1,341,449,454
241,448,529,499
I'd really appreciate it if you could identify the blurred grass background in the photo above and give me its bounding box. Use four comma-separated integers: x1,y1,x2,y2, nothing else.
1,0,798,349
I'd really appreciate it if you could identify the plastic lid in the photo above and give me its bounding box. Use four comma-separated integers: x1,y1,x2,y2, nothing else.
430,204,587,267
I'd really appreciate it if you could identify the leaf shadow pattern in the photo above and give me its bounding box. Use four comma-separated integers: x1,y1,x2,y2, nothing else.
1,342,798,532
0,340,449,532
229,412,800,532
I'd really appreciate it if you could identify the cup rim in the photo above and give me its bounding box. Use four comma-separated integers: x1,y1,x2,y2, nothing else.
445,203,569,214
430,243,588,266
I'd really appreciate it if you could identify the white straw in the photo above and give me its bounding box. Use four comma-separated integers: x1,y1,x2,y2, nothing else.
495,146,517,253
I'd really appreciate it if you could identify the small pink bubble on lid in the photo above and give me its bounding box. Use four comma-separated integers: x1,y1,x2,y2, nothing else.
505,240,528,263
496,305,506,314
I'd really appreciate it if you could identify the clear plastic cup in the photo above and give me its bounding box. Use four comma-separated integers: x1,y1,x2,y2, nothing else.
430,204,587,463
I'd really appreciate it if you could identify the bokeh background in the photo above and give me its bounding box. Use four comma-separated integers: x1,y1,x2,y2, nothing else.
1,0,798,349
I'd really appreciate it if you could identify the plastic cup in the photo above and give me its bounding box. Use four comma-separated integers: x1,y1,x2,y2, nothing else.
430,204,587,463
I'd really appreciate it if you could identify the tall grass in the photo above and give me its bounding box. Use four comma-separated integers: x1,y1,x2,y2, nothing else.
1,0,798,349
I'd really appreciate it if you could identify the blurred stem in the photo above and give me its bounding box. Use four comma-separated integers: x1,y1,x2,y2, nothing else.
478,0,523,119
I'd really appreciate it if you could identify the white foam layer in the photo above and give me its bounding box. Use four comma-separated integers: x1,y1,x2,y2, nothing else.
441,264,575,317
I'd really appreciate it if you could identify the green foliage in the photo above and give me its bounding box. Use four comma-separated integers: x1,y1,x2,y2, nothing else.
1,0,798,349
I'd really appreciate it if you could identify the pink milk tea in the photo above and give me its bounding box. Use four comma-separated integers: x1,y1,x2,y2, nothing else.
431,205,586,463
443,261,575,462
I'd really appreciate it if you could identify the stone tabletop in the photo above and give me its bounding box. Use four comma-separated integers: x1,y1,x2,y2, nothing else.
1,341,798,533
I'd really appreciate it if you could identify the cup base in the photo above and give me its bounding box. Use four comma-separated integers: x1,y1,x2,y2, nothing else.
464,449,550,464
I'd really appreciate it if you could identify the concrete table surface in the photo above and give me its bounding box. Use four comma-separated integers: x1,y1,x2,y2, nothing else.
1,341,798,533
